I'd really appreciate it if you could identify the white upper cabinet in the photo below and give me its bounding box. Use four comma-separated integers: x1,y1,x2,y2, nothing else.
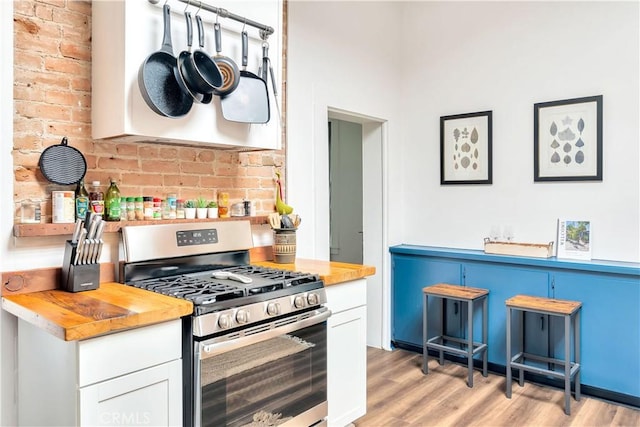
91,0,282,150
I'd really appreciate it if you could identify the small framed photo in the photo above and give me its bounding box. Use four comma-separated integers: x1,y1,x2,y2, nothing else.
440,111,493,185
534,95,603,182
556,219,592,260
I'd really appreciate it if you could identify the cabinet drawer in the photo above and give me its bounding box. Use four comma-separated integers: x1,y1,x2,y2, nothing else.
326,279,367,314
78,320,182,387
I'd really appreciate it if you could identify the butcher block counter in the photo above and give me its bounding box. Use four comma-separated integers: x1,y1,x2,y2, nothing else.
1,282,193,341
2,259,373,342
252,258,376,285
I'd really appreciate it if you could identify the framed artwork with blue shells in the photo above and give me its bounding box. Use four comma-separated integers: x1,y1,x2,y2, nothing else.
440,110,493,185
534,95,603,182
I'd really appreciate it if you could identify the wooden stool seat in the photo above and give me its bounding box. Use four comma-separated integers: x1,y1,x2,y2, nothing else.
506,294,582,415
422,283,489,387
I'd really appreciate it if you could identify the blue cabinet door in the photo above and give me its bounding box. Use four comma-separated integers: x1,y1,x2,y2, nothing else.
463,263,549,365
552,272,640,397
391,254,461,347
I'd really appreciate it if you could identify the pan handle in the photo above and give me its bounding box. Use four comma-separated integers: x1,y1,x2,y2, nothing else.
260,42,269,81
195,14,205,49
241,30,248,69
185,11,193,49
214,22,222,54
161,4,174,54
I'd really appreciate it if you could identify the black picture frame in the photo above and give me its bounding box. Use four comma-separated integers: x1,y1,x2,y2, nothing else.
440,110,493,185
534,95,603,182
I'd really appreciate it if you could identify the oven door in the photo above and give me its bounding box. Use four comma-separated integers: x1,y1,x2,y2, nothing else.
195,307,331,427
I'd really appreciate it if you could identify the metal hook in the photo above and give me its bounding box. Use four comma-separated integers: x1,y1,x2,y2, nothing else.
195,1,202,15
242,19,246,32
184,0,191,12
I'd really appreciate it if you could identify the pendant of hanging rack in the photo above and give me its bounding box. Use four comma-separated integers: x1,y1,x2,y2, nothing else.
148,0,275,39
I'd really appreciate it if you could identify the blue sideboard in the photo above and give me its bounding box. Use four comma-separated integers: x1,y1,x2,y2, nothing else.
390,245,640,404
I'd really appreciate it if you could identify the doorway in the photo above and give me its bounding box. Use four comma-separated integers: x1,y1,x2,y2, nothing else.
329,119,363,264
327,109,387,349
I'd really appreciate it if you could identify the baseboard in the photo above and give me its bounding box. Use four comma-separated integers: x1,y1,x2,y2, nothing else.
391,341,640,409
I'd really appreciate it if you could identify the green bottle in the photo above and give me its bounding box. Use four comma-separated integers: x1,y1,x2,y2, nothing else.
105,179,121,221
75,180,89,221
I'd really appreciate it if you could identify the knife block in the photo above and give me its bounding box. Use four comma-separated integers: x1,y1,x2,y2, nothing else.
61,240,100,292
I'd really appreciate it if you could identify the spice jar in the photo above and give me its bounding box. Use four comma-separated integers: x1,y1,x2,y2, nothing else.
218,192,230,218
161,199,170,220
126,197,136,221
135,197,144,220
143,196,154,220
153,197,162,220
176,199,185,219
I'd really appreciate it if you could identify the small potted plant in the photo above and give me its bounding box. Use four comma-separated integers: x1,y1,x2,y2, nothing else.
184,200,196,219
207,200,218,219
196,197,208,219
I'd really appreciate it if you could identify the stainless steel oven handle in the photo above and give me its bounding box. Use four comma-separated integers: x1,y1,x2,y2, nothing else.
200,307,331,359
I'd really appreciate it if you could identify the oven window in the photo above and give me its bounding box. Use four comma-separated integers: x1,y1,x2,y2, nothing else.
199,322,327,427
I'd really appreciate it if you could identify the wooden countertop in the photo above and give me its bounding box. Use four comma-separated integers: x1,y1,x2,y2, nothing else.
2,259,373,342
253,258,376,286
1,282,193,341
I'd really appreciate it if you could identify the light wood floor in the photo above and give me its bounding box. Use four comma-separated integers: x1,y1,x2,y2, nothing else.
353,347,639,426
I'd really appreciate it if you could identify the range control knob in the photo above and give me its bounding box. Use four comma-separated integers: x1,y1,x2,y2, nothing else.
236,309,250,325
307,293,319,306
266,302,280,316
293,295,306,309
218,314,232,329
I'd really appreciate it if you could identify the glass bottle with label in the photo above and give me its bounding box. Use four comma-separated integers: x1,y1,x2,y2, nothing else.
75,180,89,221
89,181,104,217
104,179,121,221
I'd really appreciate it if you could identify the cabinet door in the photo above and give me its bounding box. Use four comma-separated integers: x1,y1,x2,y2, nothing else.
392,255,461,347
328,306,367,427
79,359,182,426
553,272,640,397
464,263,549,365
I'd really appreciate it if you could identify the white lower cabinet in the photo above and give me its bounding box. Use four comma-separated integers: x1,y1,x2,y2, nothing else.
326,279,368,427
18,319,183,426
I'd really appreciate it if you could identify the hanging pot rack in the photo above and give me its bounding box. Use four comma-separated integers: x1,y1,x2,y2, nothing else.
148,0,275,39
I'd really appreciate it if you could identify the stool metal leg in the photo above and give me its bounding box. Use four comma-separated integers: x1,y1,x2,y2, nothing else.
518,310,524,387
575,309,581,401
482,296,488,377
423,293,428,374
467,298,474,387
564,313,571,415
506,305,512,398
438,297,444,366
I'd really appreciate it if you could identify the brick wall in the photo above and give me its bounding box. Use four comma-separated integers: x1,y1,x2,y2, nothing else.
12,0,287,223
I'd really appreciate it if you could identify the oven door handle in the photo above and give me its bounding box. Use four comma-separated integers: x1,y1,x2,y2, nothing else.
199,307,331,359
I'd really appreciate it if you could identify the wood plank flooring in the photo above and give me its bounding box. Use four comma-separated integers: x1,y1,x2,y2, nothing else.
353,347,639,426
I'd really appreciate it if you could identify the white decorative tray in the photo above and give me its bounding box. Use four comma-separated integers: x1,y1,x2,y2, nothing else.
483,238,554,258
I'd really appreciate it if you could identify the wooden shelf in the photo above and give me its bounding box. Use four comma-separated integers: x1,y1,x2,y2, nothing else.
13,216,270,237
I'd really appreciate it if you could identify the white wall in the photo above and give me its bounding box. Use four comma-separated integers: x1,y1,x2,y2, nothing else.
286,0,404,261
397,1,640,262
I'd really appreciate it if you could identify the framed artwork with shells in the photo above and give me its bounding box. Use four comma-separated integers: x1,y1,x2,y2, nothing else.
440,110,493,185
534,95,603,182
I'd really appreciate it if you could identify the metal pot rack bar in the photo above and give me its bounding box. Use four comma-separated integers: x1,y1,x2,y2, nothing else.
149,0,275,39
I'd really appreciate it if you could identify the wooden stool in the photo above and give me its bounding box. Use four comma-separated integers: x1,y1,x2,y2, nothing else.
505,295,582,415
422,283,489,387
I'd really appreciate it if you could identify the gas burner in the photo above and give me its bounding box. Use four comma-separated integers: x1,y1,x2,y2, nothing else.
128,265,321,310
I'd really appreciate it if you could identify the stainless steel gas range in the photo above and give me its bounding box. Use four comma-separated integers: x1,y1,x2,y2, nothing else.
120,221,330,427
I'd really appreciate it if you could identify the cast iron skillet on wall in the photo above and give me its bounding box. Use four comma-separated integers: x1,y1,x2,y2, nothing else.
138,3,193,118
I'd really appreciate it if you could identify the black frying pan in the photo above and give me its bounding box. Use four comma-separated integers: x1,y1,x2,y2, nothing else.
220,30,270,123
178,13,222,95
174,11,211,104
212,22,240,96
39,137,87,185
138,4,192,118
